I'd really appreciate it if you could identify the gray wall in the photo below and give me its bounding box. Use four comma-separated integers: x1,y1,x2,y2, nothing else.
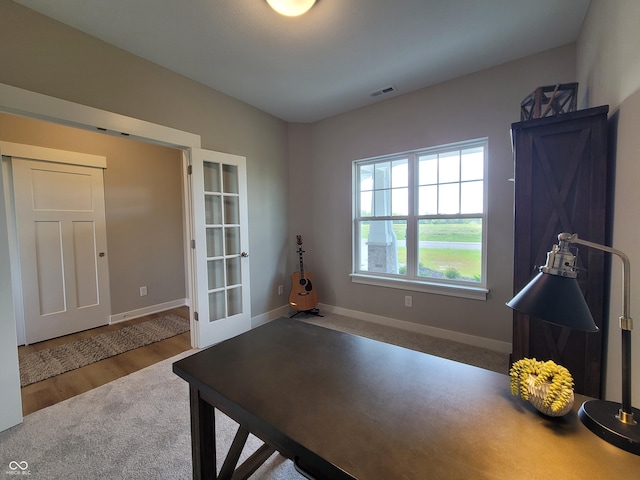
577,0,640,403
0,0,291,319
289,45,577,345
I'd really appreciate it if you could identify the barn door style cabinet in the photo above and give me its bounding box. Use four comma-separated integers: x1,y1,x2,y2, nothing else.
511,105,612,398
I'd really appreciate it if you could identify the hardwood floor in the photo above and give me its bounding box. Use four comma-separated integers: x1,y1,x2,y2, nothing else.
19,306,192,416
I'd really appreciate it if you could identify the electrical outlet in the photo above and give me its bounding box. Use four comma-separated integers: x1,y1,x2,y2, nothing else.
140,286,148,296
278,284,284,295
405,295,412,307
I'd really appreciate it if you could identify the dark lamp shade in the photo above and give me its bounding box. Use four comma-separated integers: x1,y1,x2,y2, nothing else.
507,272,599,332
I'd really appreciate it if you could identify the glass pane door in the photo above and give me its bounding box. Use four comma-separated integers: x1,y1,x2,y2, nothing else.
190,148,250,348
204,161,243,321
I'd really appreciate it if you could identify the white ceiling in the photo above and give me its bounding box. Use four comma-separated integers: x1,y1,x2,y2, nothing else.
14,0,591,123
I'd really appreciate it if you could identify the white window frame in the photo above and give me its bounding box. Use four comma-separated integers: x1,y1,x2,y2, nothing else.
351,139,489,301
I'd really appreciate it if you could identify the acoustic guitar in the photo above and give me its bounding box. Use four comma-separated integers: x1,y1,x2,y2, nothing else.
289,235,319,312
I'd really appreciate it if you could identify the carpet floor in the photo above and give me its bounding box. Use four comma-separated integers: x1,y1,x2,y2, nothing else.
19,314,189,387
297,311,509,374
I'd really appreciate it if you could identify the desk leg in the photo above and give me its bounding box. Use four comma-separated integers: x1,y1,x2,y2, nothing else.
218,425,276,480
189,386,216,480
218,426,249,478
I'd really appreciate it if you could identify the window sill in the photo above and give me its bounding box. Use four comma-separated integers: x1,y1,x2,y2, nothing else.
350,273,488,301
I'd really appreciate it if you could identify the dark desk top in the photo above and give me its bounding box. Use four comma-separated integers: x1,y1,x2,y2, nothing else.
173,317,640,479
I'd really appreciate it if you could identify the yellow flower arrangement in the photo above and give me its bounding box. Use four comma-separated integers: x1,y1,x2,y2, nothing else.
509,358,574,414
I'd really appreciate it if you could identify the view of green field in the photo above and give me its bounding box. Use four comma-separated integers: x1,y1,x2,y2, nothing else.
395,247,480,280
360,220,482,281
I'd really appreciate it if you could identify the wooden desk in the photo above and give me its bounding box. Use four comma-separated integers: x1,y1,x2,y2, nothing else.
173,317,640,479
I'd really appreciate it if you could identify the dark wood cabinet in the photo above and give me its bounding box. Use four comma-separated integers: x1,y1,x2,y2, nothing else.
511,105,612,398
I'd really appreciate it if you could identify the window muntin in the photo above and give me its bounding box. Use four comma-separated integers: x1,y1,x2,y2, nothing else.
360,158,409,217
353,140,487,291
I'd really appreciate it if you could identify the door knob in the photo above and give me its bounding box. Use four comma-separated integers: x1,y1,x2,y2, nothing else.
241,252,249,257
98,252,105,257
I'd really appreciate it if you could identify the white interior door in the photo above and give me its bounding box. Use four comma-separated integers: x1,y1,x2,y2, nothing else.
11,152,110,344
190,148,251,348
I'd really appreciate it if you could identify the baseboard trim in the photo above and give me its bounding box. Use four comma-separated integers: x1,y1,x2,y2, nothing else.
110,298,188,324
263,303,511,354
252,305,290,328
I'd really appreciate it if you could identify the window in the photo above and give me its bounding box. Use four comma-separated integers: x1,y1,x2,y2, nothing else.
352,139,488,299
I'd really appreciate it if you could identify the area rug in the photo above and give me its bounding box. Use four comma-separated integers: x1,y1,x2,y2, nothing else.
19,314,190,387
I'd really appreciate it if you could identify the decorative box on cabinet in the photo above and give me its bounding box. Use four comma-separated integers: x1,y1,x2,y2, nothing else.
511,105,611,398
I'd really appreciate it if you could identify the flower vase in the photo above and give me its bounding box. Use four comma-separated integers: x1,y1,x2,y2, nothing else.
526,375,574,417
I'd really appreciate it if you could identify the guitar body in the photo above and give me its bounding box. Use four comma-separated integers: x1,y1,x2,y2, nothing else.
289,235,319,312
289,270,318,312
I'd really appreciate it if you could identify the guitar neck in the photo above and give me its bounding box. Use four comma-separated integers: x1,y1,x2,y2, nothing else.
298,250,306,279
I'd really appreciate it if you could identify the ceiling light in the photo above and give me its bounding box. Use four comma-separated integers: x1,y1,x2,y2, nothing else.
266,0,316,17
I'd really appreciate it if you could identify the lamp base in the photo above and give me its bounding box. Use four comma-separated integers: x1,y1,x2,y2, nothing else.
578,399,640,455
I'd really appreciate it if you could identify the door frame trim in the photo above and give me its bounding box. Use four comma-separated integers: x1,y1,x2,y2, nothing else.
0,141,107,168
0,84,200,148
0,82,203,429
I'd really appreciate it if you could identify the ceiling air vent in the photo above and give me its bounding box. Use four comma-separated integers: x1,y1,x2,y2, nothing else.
370,85,396,97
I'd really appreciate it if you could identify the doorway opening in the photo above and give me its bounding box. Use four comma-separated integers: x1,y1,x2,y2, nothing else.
0,85,200,416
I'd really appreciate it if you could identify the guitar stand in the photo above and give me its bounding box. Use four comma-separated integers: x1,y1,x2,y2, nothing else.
290,308,323,318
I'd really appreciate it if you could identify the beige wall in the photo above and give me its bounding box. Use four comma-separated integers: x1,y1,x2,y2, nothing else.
0,113,185,315
290,45,577,345
577,0,640,402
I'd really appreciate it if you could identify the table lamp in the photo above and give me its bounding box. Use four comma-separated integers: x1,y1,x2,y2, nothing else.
507,232,640,455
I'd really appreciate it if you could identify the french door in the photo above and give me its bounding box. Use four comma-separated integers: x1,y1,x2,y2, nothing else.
189,148,251,348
